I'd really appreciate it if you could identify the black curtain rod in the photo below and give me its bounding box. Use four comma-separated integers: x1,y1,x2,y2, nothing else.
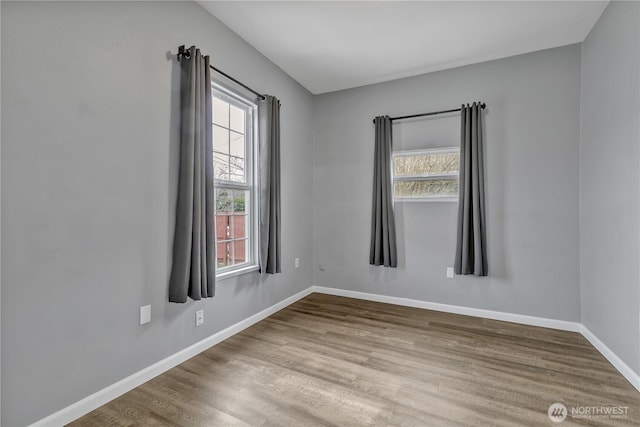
178,45,266,100
373,103,486,124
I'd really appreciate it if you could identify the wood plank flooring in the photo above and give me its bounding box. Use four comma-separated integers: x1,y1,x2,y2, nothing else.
70,293,639,426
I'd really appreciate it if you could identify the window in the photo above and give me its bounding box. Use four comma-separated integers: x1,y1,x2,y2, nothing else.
393,148,460,201
212,85,258,278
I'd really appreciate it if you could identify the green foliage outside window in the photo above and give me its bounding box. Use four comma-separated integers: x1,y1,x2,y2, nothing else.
216,189,246,213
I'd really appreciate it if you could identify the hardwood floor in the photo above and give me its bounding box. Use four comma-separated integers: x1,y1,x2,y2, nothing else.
70,293,639,426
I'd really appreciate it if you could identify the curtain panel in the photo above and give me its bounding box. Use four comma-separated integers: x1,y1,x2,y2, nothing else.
169,46,216,302
454,102,488,276
258,96,282,274
370,116,398,267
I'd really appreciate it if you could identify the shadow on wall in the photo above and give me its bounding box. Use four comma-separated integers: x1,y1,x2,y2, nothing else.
483,103,509,282
166,49,182,305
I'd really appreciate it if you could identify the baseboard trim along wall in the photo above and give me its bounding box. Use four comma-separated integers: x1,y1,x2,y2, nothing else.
310,286,582,332
29,287,314,427
310,286,640,394
580,325,640,392
30,285,640,426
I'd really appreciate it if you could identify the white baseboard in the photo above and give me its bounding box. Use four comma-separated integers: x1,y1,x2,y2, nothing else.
580,325,640,392
31,285,639,426
30,287,314,427
310,286,582,333
311,286,640,392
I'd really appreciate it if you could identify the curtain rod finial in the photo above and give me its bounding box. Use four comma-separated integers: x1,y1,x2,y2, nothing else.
177,45,191,62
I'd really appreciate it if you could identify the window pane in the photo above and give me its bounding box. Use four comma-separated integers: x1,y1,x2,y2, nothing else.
233,190,246,213
216,189,233,213
229,215,247,239
394,152,459,177
230,132,245,159
216,214,231,240
233,240,247,265
229,105,245,133
394,179,459,198
228,215,242,239
229,156,245,183
213,125,230,182
213,98,229,127
214,152,230,181
217,241,231,268
214,125,229,156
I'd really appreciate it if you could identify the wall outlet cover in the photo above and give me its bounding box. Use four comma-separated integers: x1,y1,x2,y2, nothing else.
140,305,151,325
196,310,204,326
446,267,454,279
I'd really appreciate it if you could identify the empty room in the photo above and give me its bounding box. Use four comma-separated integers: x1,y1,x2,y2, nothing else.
1,0,639,426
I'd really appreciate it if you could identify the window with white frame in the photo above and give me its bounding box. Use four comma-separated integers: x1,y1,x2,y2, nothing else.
212,85,259,277
393,148,460,201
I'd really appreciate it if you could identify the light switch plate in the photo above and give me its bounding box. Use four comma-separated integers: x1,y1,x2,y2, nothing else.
446,267,454,279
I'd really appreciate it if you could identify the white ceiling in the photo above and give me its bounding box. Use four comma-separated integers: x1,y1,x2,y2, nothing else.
199,1,609,94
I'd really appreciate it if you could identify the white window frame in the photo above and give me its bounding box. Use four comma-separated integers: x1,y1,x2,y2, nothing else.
212,83,260,280
392,147,460,203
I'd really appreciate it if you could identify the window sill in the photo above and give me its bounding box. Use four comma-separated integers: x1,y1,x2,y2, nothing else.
216,264,260,281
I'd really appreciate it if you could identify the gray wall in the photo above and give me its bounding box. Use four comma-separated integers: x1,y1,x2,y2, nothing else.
580,1,640,375
313,45,582,321
2,1,636,425
1,2,313,426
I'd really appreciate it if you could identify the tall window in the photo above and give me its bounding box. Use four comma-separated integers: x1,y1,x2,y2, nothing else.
213,85,258,277
393,148,460,201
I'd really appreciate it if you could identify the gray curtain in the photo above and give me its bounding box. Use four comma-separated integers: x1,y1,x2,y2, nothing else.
370,116,397,267
169,46,216,302
454,103,487,276
258,96,281,274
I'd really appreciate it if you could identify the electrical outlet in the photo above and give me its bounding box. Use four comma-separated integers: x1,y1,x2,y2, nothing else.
446,267,454,279
195,310,204,326
140,305,151,325
295,257,300,269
